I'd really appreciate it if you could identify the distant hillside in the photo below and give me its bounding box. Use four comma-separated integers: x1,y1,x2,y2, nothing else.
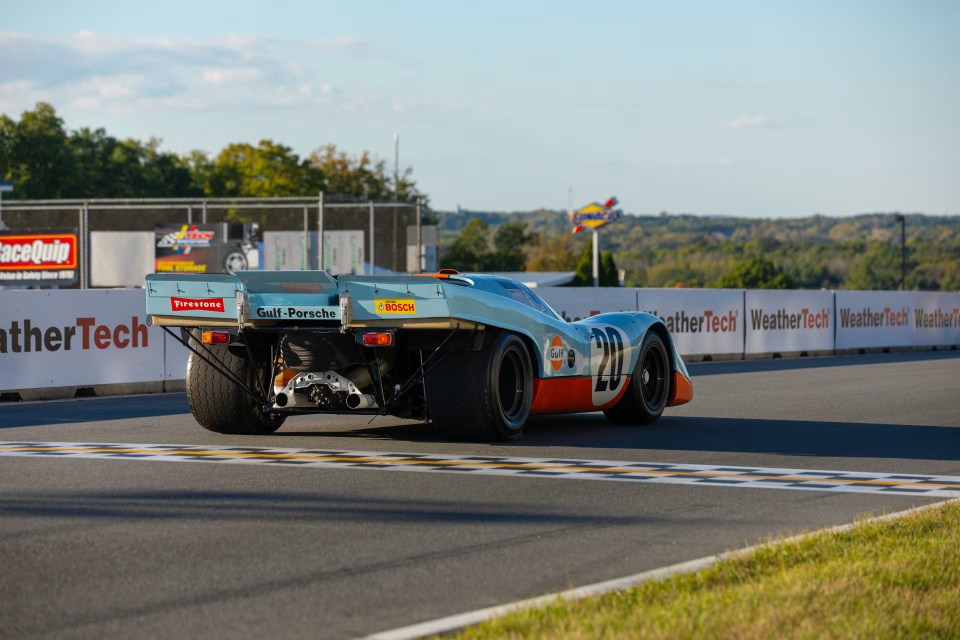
434,210,960,290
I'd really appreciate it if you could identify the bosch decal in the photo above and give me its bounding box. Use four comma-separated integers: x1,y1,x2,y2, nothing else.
375,299,417,314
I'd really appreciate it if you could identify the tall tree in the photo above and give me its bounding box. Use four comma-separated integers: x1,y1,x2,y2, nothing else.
490,221,534,271
713,256,793,289
210,140,322,197
440,218,492,271
5,102,76,198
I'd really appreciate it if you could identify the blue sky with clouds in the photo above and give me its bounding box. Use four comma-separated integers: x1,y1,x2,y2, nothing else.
2,0,958,216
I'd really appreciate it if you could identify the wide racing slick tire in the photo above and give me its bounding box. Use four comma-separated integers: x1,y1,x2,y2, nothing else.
603,331,670,425
424,331,533,441
186,345,285,435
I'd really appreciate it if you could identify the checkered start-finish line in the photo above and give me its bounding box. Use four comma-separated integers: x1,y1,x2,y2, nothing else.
2,441,959,498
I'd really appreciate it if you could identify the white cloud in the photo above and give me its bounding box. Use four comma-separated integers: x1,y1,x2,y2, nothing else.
725,114,771,129
0,31,378,115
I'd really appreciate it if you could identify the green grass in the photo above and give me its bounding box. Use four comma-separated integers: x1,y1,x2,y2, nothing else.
447,500,960,640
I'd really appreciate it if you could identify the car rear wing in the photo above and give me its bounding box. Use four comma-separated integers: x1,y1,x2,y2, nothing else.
146,271,341,328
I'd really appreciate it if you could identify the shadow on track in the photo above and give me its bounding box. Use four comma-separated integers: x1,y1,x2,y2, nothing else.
688,350,960,377
0,393,189,429
278,414,960,462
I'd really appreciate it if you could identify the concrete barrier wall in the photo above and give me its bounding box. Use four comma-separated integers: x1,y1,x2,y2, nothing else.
1,288,958,395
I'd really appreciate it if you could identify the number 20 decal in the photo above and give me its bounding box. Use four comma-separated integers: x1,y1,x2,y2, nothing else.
590,325,630,406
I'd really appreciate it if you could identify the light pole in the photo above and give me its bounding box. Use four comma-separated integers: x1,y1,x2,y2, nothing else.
0,180,12,230
893,213,905,290
393,132,399,201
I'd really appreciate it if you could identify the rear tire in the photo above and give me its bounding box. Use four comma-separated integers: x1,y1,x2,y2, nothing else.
424,332,533,441
604,331,670,425
186,346,285,434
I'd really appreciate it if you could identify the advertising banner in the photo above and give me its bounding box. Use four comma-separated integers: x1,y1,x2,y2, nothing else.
835,291,915,349
0,229,78,288
745,289,834,354
910,291,960,347
0,289,166,391
263,231,313,271
323,230,364,275
537,287,638,322
637,288,744,356
91,231,156,288
155,223,255,275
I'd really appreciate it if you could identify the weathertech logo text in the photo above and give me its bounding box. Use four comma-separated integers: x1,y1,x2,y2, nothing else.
750,308,829,331
0,317,148,353
645,309,738,334
171,297,226,313
839,307,909,328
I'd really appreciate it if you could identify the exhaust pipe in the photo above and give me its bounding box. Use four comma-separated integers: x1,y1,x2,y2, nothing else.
346,393,377,410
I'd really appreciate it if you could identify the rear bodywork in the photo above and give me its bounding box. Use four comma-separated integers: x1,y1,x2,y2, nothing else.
146,270,692,425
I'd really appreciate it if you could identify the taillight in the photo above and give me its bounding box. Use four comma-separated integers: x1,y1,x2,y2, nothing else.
201,331,231,344
361,332,394,346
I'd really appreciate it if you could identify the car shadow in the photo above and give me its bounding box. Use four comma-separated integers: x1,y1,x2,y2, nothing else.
0,393,191,429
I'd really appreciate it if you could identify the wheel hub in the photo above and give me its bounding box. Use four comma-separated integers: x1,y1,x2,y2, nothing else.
642,369,650,384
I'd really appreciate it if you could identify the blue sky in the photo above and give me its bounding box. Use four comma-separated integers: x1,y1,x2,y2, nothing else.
2,0,958,217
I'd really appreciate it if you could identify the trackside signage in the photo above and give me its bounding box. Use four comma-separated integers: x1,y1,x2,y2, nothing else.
637,289,743,356
0,290,168,390
536,288,637,322
0,229,79,287
835,291,960,349
745,290,834,354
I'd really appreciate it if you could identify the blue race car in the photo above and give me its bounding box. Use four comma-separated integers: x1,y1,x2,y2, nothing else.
145,269,692,441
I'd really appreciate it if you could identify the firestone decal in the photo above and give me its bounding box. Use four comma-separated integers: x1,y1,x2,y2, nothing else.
171,297,225,313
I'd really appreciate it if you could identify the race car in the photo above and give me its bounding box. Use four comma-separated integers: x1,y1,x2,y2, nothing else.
145,269,692,441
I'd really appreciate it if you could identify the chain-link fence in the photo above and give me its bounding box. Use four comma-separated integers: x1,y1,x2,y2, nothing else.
0,195,430,288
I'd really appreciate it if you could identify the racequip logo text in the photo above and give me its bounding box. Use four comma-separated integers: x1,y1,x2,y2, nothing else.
375,298,417,314
171,297,226,313
0,235,77,270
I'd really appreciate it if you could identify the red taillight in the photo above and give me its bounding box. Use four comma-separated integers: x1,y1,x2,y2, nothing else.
361,332,394,346
201,331,231,344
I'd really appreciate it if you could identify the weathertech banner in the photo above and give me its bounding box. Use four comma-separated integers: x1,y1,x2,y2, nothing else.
0,229,78,287
0,289,173,391
745,289,834,354
637,288,744,356
835,290,960,350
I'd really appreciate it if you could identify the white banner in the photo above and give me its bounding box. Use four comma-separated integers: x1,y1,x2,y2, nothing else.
636,288,743,356
910,291,960,347
0,290,166,391
537,288,637,322
91,231,156,288
745,289,834,354
835,291,916,349
262,231,312,271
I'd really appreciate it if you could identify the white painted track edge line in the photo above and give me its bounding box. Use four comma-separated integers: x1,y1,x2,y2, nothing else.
361,498,958,640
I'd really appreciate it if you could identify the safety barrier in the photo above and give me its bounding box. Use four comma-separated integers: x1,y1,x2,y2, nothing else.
1,288,958,397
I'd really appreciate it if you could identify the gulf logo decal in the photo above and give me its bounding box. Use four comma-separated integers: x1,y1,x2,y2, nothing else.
589,324,631,406
549,336,564,371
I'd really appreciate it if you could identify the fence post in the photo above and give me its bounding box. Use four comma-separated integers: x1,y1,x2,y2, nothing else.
369,201,375,275
303,205,309,271
202,199,207,224
80,202,89,289
416,198,422,272
317,191,324,271
187,205,192,224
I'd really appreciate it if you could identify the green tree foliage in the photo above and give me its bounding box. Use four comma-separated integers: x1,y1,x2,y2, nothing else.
440,219,538,272
440,218,492,271
572,243,620,286
0,102,428,203
845,241,904,290
713,256,793,289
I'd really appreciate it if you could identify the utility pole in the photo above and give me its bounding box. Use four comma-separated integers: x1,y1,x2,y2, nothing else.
893,213,906,290
393,132,399,201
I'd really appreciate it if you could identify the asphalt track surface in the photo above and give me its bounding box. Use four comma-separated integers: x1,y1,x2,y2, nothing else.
2,352,959,639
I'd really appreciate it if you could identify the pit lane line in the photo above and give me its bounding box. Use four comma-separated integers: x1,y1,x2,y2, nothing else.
2,441,959,498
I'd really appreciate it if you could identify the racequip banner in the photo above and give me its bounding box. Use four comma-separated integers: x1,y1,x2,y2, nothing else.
0,229,78,288
745,289,834,354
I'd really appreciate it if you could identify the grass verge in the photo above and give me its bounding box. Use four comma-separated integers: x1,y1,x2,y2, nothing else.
446,500,960,640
